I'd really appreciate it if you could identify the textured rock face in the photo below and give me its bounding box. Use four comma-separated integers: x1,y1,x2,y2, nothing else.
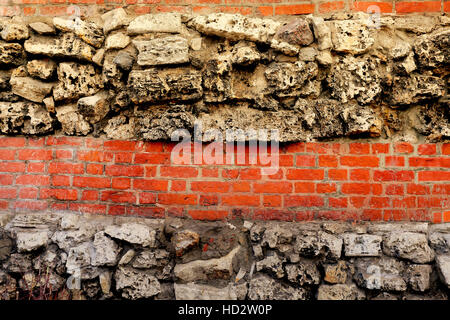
0,11,447,142
383,232,435,263
0,214,449,300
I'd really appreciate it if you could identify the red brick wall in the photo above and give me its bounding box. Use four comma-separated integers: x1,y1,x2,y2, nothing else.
0,0,449,16
0,136,449,223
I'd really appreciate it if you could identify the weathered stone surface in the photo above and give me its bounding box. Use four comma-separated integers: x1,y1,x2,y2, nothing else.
3,253,32,273
256,252,285,278
317,284,365,300
133,36,189,66
105,33,130,50
429,232,450,254
308,16,332,50
1,20,29,41
0,232,12,262
66,242,99,279
190,13,281,43
16,231,49,252
0,102,53,135
175,282,240,300
0,42,25,66
174,246,240,282
9,76,53,103
436,255,450,288
53,62,103,102
383,232,434,263
55,104,91,136
114,266,161,299
27,59,56,80
53,17,104,49
113,51,134,71
324,261,347,284
342,233,382,257
248,274,307,300
24,33,96,62
330,20,374,54
127,69,202,104
411,104,450,142
231,42,261,66
390,75,445,105
105,223,157,247
77,92,110,124
286,261,321,285
29,22,55,35
119,249,135,266
414,29,450,69
328,56,381,104
102,8,129,34
173,230,200,257
51,228,96,252
295,231,342,260
354,257,407,291
274,18,313,46
127,13,182,35
91,232,120,267
406,264,431,292
104,115,136,140
99,270,112,295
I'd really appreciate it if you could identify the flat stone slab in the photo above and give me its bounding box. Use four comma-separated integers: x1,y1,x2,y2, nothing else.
127,13,182,35
133,36,189,66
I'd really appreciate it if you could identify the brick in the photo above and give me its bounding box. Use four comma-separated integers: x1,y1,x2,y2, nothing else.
294,182,315,193
316,183,336,193
19,187,38,199
51,175,71,187
328,169,347,181
352,1,393,13
133,179,168,191
160,166,198,178
407,184,430,195
319,1,345,13
202,168,219,178
105,165,144,177
392,196,416,208
101,191,136,204
329,197,347,208
200,195,218,206
286,169,324,180
254,181,292,193
49,162,84,174
432,184,450,195
263,195,282,207
274,4,315,15
418,144,436,155
104,140,136,151
340,156,379,167
134,153,170,164
371,143,390,154
191,181,230,193
254,209,293,221
317,210,359,221
129,206,165,218
0,137,25,147
0,150,15,160
55,150,73,160
296,155,316,167
318,155,337,167
349,143,370,154
86,163,103,175
417,197,447,209
78,151,113,162
115,152,133,163
69,203,107,214
373,170,414,182
15,200,47,211
284,195,324,207
0,188,16,199
0,200,8,210
396,1,441,13
386,184,404,195
112,178,131,190
81,190,98,201
171,180,186,191
350,169,370,181
73,176,110,188
41,188,78,201
108,205,126,216
409,157,447,167
188,210,228,220
418,171,450,181
46,136,82,146
222,169,239,179
158,193,197,205
143,142,164,152
240,168,261,180
384,209,408,221
443,144,450,155
0,175,13,185
385,156,405,167
139,192,156,204
258,6,273,16
145,166,157,177
306,143,341,154
231,181,251,192
369,197,390,208
284,142,305,153
27,163,45,173
342,183,372,195
18,149,52,160
361,209,382,221
394,142,414,154
222,195,260,207
16,175,50,186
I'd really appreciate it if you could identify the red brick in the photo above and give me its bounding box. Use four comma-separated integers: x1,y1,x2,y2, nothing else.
286,169,324,180
129,206,165,218
188,210,228,220
342,183,372,195
81,190,98,201
69,203,106,214
143,142,164,152
46,136,83,146
41,188,78,201
115,152,133,163
78,151,113,162
329,197,347,208
258,6,273,16
202,168,219,178
361,209,382,221
27,163,45,173
222,169,239,179
263,195,282,207
444,211,450,222
253,181,292,194
0,150,15,160
0,175,13,185
328,169,347,181
319,1,345,13
392,196,416,208
160,166,198,178
371,143,390,154
145,166,157,177
340,156,379,167
432,184,450,195
191,181,230,193
108,205,126,216
294,182,315,193
19,187,38,199
284,142,305,153
318,155,338,167
443,144,450,155
410,157,449,167
396,1,441,14
0,188,16,199
101,191,136,204
394,142,414,154
417,197,447,208
254,209,294,221
385,156,405,167
369,197,390,208
52,175,70,187
239,168,261,180
200,195,219,206
231,181,251,192
106,165,144,177
15,200,47,211
407,184,430,195
284,195,324,207
133,179,168,191
134,153,170,164
49,162,84,174
171,180,186,191
0,137,25,147
373,170,414,182
418,171,450,181
55,150,73,160
112,178,131,190
418,144,436,155
73,176,110,188
349,143,370,154
27,137,45,146
349,197,367,208
158,193,197,205
0,200,8,210
316,183,337,193
384,209,408,221
274,4,315,15
222,195,260,207
306,143,341,154
352,1,393,13
350,169,370,181
296,155,316,167
386,184,404,195
317,210,359,221
18,149,52,160
139,192,156,204
86,163,103,175
16,175,50,186
104,140,136,151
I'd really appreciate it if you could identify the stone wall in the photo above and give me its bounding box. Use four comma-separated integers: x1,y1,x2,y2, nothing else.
0,212,449,300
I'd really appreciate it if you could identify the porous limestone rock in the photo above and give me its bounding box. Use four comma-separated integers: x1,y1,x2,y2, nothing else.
383,232,435,264
0,42,25,66
1,20,29,41
113,51,134,71
29,22,55,35
308,16,332,50
55,104,91,136
0,102,53,135
91,232,120,267
66,242,99,279
133,36,189,66
51,228,97,252
114,266,161,299
436,255,450,288
317,284,365,300
127,13,182,35
172,230,200,257
77,92,110,124
24,33,96,62
174,246,241,282
342,233,382,257
174,282,241,300
414,29,450,69
16,231,49,252
53,17,104,49
127,69,202,104
354,257,407,291
274,18,313,46
231,42,261,66
104,115,136,140
105,223,158,248
390,75,445,105
324,261,347,284
256,251,285,278
102,8,129,34
53,62,103,102
406,264,432,292
285,261,321,285
9,75,54,103
330,20,374,54
105,33,130,50
27,59,56,80
248,274,307,300
295,231,342,260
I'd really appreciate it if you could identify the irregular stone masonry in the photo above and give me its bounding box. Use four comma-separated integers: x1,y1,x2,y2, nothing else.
0,136,449,222
0,212,450,300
